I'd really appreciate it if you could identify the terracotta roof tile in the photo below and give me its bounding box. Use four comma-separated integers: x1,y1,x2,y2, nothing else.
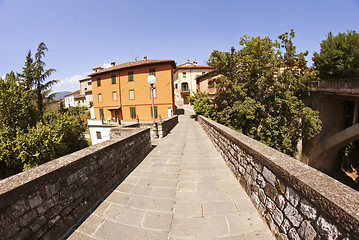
88,59,176,76
176,62,214,70
64,90,80,97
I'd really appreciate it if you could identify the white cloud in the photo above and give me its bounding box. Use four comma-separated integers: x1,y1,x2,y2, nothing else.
103,63,111,68
52,72,90,92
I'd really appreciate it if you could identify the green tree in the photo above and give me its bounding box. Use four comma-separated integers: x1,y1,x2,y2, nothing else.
208,30,321,157
189,92,215,119
19,50,35,91
18,109,89,170
33,42,57,119
313,30,359,79
0,43,89,179
0,72,32,177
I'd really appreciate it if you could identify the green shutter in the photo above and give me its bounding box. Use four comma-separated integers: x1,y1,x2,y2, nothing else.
99,109,104,118
128,71,133,81
149,68,155,76
97,78,101,86
111,75,116,84
130,107,136,119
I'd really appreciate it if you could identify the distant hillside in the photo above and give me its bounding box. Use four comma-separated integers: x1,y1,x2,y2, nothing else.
53,91,71,100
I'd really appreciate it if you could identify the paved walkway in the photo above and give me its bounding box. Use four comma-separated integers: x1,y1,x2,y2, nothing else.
68,110,274,240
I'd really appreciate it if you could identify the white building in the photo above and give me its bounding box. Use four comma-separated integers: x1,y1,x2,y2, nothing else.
173,60,214,105
75,77,93,108
64,90,80,108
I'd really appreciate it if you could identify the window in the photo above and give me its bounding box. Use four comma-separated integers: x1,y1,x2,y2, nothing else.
183,72,186,78
130,107,136,119
99,109,104,118
150,88,156,98
149,68,155,76
112,91,117,101
98,94,102,102
181,82,189,92
97,78,101,86
96,131,102,139
151,106,158,118
85,88,87,91
129,90,135,100
128,71,133,82
111,75,116,84
175,83,177,89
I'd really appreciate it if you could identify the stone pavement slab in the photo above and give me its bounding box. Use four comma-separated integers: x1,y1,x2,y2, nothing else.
67,109,274,239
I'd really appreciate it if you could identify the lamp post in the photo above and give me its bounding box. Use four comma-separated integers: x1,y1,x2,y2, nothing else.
147,75,159,139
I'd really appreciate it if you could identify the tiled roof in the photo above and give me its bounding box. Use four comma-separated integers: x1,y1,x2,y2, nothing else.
196,70,217,80
79,77,91,82
88,59,176,76
74,94,85,99
64,90,80,97
176,62,214,70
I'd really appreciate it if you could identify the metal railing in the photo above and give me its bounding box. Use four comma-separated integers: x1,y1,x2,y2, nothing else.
311,78,359,94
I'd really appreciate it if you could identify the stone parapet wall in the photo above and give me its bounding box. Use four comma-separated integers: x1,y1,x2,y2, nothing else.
139,115,178,138
0,128,151,239
157,115,178,138
198,115,359,240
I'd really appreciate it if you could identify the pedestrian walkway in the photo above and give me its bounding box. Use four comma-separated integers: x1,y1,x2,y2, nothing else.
68,109,274,239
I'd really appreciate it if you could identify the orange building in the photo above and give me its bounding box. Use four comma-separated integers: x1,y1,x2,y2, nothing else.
89,59,176,123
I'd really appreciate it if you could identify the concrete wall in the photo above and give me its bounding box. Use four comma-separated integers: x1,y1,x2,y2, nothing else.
198,115,359,240
0,128,151,239
302,92,348,173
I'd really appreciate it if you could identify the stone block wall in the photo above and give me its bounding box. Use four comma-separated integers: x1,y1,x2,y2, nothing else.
157,115,178,138
198,116,359,240
0,128,151,239
139,115,178,138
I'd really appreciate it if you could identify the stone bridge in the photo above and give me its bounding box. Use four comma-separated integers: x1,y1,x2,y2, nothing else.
1,108,358,239
303,79,359,173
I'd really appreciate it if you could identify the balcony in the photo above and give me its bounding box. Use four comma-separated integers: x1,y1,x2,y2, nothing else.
311,78,359,95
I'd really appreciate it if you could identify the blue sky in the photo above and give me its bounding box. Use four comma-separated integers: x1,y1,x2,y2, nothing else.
1,0,358,92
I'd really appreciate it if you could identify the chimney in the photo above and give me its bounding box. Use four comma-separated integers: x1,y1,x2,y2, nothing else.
144,56,147,60
194,60,197,66
187,59,190,63
111,62,115,66
134,58,137,62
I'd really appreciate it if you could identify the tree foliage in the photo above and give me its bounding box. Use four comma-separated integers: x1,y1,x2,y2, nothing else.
189,92,215,119
313,30,359,79
206,30,321,157
0,43,88,179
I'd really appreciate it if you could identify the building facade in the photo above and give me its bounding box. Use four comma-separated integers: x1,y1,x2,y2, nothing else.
89,59,176,123
173,60,214,105
75,77,93,108
64,90,80,108
196,71,220,95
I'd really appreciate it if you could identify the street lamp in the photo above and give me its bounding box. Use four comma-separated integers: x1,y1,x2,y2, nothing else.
147,75,159,139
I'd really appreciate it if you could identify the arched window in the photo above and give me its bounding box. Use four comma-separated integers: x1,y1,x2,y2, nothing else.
181,82,189,92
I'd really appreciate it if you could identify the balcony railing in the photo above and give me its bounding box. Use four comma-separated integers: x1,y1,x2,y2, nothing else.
311,78,359,94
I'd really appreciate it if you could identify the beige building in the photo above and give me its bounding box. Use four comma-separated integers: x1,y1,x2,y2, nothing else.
64,90,80,108
196,71,221,95
75,77,93,108
173,60,213,105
